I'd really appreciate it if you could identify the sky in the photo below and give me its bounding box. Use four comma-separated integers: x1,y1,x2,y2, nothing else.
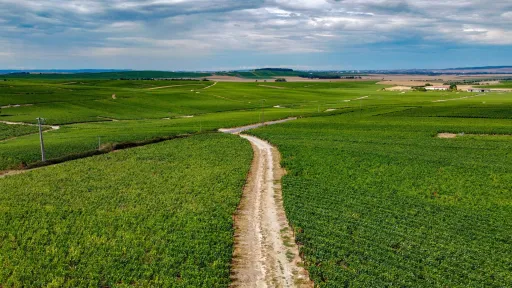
1,0,511,71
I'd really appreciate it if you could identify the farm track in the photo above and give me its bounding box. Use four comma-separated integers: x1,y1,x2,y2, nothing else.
258,85,287,89
203,82,218,89
221,118,313,288
432,94,486,102
0,120,60,130
1,104,33,109
146,84,203,90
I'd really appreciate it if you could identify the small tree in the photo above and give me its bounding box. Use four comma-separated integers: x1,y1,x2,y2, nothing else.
449,84,458,91
425,83,432,86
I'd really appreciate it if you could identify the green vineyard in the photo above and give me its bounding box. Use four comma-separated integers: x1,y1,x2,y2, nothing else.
1,77,511,286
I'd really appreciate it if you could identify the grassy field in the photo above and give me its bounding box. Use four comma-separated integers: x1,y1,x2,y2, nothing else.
478,80,512,88
1,77,512,286
0,80,393,169
0,123,40,141
251,102,512,286
0,133,252,287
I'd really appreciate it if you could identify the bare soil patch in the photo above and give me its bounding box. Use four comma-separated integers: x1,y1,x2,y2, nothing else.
369,74,512,82
438,132,512,138
385,86,413,91
438,133,458,139
378,80,444,86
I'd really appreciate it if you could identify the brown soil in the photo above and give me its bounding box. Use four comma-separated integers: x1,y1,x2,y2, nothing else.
438,133,457,139
385,86,413,91
370,74,512,82
438,133,512,138
378,80,445,86
230,135,313,288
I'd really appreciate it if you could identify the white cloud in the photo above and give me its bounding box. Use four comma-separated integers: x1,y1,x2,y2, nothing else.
502,11,512,19
0,0,511,67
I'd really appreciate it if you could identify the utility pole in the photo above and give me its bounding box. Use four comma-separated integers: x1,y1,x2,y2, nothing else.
36,117,46,162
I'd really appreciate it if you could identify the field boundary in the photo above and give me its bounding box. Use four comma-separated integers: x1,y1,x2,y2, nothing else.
1,117,301,177
0,133,195,178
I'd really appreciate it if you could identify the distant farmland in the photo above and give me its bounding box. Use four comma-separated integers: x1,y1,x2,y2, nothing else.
1,76,511,287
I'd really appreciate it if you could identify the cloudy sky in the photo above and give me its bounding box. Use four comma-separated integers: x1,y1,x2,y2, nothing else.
1,0,511,70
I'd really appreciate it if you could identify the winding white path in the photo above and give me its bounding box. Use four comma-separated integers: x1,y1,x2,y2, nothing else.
221,118,313,288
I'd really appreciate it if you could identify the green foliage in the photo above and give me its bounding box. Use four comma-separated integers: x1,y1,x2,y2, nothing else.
2,71,212,80
0,133,252,287
0,123,40,141
250,107,512,287
477,81,512,88
0,80,388,169
1,76,512,287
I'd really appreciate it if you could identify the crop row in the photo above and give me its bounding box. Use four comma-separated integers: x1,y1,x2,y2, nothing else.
251,105,512,287
0,133,252,287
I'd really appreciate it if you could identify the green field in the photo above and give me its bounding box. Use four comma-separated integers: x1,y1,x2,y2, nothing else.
1,77,511,287
250,106,512,286
0,80,391,169
478,80,512,88
0,123,40,141
0,133,252,287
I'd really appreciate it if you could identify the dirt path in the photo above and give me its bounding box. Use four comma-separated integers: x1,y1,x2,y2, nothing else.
147,84,202,90
219,118,296,135
0,120,60,130
203,82,218,89
221,118,313,288
432,94,486,103
0,170,27,179
258,85,287,89
1,104,33,109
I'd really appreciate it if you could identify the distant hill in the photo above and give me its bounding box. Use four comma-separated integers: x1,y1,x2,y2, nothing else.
0,69,129,75
1,70,212,79
254,68,294,72
1,65,510,80
442,66,512,70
